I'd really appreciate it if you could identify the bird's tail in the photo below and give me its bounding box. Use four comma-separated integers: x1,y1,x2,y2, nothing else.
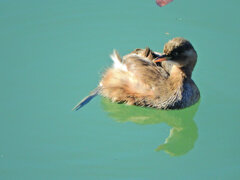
72,87,101,111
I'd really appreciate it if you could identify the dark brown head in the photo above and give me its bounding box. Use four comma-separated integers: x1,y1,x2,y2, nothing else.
155,37,198,77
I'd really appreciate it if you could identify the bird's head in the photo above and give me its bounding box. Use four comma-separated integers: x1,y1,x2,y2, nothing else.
155,37,198,77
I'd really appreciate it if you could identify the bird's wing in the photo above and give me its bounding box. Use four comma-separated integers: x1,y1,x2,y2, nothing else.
100,50,170,105
123,55,169,87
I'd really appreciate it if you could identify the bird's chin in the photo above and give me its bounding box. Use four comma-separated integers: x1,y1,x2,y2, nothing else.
167,60,182,67
160,61,173,73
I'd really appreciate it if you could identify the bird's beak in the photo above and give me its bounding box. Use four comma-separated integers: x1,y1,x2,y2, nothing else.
154,54,171,63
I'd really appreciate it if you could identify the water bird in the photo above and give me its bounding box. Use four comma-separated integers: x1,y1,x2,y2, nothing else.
73,37,200,110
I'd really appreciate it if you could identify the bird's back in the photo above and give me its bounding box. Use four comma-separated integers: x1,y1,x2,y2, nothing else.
100,50,183,108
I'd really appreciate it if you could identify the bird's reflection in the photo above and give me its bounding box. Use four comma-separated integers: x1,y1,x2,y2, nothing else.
101,98,200,156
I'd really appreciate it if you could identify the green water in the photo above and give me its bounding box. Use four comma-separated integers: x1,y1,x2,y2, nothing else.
1,0,240,179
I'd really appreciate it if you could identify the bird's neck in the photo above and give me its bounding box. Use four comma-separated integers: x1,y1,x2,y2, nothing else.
153,65,187,109
168,65,186,90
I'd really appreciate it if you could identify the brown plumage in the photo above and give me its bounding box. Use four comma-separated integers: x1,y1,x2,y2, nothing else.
73,37,200,110
100,37,200,109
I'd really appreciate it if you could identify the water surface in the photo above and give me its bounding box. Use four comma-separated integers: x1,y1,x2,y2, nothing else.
1,0,240,179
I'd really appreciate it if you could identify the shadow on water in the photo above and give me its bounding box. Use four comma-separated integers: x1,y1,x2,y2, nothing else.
101,98,200,156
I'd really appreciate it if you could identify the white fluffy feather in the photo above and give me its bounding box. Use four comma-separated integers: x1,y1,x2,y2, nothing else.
110,50,127,71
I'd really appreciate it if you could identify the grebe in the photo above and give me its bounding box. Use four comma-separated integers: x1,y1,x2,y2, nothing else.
73,37,200,110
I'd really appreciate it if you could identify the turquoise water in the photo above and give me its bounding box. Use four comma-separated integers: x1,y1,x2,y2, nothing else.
1,0,240,179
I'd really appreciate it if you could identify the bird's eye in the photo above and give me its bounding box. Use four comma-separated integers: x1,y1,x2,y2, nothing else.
172,52,178,56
